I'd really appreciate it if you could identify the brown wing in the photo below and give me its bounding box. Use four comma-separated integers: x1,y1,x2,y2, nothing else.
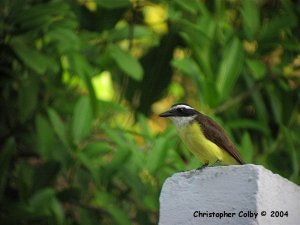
196,113,244,164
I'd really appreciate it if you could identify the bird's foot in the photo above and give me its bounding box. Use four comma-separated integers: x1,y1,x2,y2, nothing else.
196,162,209,171
211,159,222,167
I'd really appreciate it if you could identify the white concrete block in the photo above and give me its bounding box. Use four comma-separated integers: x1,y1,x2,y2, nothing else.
159,165,300,225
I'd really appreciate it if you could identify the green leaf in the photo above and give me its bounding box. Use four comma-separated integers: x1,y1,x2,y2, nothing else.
217,38,244,101
35,114,55,158
171,57,201,78
95,191,131,225
77,152,94,171
10,38,50,74
18,77,38,122
241,0,260,39
72,97,93,144
109,44,143,80
18,14,51,32
29,188,56,213
282,126,299,182
177,18,214,78
173,57,219,106
239,132,253,163
69,54,97,114
49,196,65,225
173,0,200,14
83,142,111,158
201,78,220,107
47,108,69,148
35,115,71,165
107,204,131,225
29,188,64,225
16,161,34,200
0,138,16,199
79,208,100,225
243,74,268,123
48,27,80,53
109,25,155,42
104,148,131,178
246,59,266,80
227,119,269,135
259,13,297,41
267,85,282,124
96,0,130,9
146,136,170,173
69,53,93,78
11,1,66,32
102,126,125,147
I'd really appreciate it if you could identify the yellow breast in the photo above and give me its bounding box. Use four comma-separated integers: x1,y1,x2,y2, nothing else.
177,121,238,165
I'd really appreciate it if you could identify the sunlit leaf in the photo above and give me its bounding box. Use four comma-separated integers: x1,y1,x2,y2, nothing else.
217,38,244,101
177,18,214,77
109,44,143,80
171,57,201,78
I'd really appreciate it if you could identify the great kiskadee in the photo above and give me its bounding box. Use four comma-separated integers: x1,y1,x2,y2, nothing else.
159,103,244,166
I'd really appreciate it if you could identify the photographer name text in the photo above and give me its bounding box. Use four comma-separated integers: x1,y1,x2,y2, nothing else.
193,210,288,219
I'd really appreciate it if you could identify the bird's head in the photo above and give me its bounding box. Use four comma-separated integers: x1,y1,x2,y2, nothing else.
159,103,198,128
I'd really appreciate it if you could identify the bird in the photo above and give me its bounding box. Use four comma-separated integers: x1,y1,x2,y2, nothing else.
159,103,244,168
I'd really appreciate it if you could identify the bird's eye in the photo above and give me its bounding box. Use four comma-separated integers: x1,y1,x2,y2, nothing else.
177,108,184,112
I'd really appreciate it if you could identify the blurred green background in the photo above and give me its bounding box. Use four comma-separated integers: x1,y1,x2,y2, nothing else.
1,0,300,224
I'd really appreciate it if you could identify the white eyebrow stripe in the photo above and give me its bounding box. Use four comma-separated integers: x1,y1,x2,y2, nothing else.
171,104,194,110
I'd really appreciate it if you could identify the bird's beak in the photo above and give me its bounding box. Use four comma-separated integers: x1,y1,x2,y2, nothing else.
159,110,173,117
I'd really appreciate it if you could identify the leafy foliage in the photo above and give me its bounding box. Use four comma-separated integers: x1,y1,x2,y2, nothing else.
0,0,299,224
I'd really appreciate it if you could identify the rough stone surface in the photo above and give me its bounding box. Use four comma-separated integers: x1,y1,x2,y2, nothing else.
159,165,300,225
